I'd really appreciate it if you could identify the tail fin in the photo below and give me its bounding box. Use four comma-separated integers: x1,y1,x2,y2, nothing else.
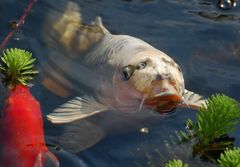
47,96,109,123
43,2,108,54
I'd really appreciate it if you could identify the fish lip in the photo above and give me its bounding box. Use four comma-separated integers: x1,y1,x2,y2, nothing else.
149,91,183,102
153,92,177,97
148,79,181,99
143,91,183,113
144,92,183,104
155,106,177,114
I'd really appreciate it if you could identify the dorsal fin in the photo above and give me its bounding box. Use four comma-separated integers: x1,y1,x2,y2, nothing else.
43,2,109,55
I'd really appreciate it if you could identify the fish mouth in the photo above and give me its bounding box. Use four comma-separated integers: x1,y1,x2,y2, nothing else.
144,92,183,113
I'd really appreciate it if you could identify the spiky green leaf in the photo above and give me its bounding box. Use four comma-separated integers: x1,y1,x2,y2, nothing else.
218,147,240,167
0,48,38,87
165,159,188,167
193,94,240,146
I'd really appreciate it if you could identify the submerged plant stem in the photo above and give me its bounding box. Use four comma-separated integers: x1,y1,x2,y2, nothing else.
0,0,38,49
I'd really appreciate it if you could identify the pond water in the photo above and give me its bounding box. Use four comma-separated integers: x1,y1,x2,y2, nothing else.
0,0,240,166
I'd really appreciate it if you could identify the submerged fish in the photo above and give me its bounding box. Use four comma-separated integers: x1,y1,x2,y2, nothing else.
41,2,206,123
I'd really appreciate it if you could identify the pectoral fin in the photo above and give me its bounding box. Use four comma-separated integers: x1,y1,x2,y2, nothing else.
59,120,105,153
179,89,207,110
47,96,109,123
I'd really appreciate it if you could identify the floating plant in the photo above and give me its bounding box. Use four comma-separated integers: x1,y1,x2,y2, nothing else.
179,94,240,163
165,159,188,167
0,48,38,87
218,147,240,167
136,94,240,166
0,48,59,166
166,147,240,167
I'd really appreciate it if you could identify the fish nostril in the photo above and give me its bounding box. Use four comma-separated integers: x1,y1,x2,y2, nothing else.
156,74,163,80
156,73,172,81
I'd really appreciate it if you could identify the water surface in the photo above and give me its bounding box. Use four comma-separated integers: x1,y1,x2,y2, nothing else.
0,0,240,166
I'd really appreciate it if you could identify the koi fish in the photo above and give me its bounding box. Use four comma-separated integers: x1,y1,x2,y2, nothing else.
0,49,59,167
40,2,206,123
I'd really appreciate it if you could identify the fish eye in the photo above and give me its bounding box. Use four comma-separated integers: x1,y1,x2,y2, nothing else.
122,65,135,81
137,61,147,70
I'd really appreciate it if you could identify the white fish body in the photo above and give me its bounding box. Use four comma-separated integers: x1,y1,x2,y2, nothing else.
43,2,206,123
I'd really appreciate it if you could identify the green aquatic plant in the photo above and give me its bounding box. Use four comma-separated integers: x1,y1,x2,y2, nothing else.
0,48,38,88
165,159,188,167
138,94,240,167
218,147,240,167
165,148,240,167
180,94,240,162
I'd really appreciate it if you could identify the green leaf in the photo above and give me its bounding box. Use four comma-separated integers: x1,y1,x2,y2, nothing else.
218,147,240,167
0,48,38,88
196,94,240,146
165,159,188,167
179,94,240,162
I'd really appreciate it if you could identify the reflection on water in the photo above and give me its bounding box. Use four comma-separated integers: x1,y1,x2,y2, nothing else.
0,0,240,166
188,40,240,100
189,10,240,22
217,0,237,10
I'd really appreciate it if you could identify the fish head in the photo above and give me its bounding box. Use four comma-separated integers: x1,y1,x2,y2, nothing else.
117,50,185,113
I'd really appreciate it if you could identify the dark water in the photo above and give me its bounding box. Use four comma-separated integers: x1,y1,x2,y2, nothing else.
0,0,240,166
